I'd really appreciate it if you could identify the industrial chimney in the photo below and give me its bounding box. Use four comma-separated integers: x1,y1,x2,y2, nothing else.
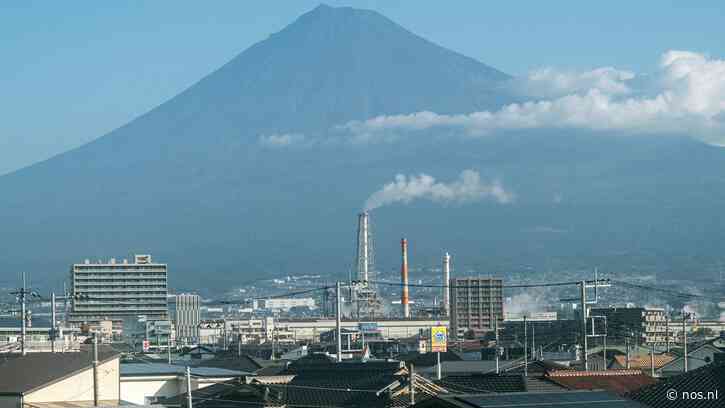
442,252,451,317
356,212,371,282
401,238,410,318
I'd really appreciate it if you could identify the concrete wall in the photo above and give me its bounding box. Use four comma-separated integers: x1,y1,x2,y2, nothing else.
24,358,120,404
120,377,182,406
0,395,21,408
120,375,236,405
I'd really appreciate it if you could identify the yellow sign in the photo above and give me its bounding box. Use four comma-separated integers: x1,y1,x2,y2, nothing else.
430,326,447,352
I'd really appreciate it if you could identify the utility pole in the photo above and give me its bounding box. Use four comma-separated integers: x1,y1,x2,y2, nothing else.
682,310,688,373
336,281,342,363
186,366,193,408
409,363,415,406
51,292,57,353
650,343,655,377
580,280,588,370
436,350,442,380
494,317,500,374
168,335,172,365
602,317,607,371
625,337,631,369
665,316,670,353
523,315,528,377
531,322,535,361
93,333,99,407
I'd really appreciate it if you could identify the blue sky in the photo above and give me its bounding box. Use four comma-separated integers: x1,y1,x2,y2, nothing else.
2,1,724,175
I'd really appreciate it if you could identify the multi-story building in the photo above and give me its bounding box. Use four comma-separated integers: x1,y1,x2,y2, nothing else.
449,277,504,339
254,298,316,312
170,293,201,345
590,306,671,345
69,254,168,333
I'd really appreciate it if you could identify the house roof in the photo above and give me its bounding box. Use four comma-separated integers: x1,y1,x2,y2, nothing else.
546,370,657,396
398,351,462,367
628,362,725,407
417,390,646,408
160,360,417,408
613,354,676,370
186,353,263,373
120,363,248,377
0,347,120,395
435,373,566,394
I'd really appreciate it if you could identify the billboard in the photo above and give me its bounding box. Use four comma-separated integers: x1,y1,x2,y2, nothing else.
430,326,447,353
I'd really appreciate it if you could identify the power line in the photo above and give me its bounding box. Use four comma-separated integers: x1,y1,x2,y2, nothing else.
367,279,580,289
212,286,332,305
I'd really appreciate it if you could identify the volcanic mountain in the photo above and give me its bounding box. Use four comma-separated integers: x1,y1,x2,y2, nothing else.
2,4,725,291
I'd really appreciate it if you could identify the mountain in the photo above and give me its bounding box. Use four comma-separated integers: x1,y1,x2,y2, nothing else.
2,4,725,292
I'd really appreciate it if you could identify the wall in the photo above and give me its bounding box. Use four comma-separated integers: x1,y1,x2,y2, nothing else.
24,358,120,403
120,375,237,405
120,377,181,405
0,396,21,408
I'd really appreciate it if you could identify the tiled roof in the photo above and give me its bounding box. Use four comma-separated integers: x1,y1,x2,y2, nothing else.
628,362,725,408
399,351,462,367
185,353,263,373
613,354,676,369
0,347,120,395
418,390,646,408
436,374,566,394
160,360,414,408
546,370,656,396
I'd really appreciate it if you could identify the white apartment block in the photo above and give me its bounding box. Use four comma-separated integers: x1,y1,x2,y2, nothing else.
69,254,168,332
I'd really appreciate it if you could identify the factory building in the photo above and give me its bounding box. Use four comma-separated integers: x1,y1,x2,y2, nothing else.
68,254,168,333
169,293,200,345
449,277,504,339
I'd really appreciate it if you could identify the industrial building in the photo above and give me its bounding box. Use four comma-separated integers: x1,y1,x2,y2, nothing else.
68,254,168,333
590,306,671,345
170,293,201,344
449,277,504,339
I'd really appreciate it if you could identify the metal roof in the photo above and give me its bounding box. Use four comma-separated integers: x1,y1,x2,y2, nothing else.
120,363,248,377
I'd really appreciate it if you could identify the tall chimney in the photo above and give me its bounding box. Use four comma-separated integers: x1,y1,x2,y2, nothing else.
356,212,370,282
442,252,451,317
401,238,410,318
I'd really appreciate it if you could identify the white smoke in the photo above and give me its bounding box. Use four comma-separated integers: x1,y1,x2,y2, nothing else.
340,50,725,145
364,169,513,211
258,133,306,147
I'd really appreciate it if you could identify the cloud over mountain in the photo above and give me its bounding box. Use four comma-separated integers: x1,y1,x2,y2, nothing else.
340,50,725,144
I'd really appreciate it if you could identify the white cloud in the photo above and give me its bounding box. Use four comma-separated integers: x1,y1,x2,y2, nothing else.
520,67,635,98
364,169,513,211
258,133,306,147
340,50,725,145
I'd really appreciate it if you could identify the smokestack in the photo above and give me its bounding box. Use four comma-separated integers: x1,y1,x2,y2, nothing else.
356,212,373,282
401,238,410,318
443,252,451,317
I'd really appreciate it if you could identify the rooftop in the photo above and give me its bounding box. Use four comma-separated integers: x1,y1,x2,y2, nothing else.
418,390,646,408
120,363,248,377
0,348,120,395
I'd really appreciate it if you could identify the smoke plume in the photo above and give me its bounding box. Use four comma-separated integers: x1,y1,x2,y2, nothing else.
364,169,513,211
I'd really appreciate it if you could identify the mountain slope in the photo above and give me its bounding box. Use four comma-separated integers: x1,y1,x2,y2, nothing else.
2,5,725,292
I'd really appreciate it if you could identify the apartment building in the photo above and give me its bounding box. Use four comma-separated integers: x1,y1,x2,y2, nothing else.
169,293,201,345
68,254,168,333
449,277,504,339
